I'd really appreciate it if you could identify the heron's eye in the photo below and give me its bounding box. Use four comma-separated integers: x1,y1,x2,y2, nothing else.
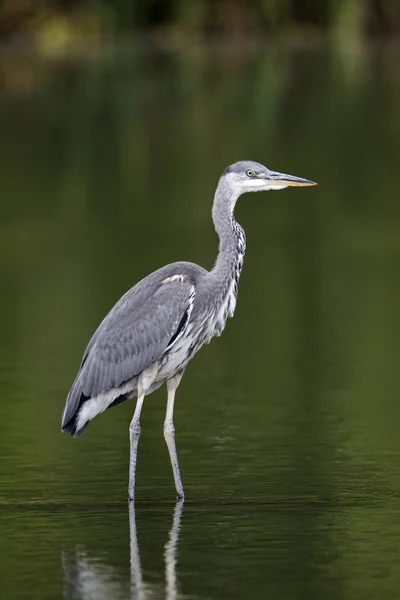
246,169,255,178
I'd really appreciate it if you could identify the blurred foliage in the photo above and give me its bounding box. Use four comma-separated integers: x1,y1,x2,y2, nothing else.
1,1,400,55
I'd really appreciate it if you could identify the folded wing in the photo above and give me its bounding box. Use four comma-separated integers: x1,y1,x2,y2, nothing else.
61,273,196,432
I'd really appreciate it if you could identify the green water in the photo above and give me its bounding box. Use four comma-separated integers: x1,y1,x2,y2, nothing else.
1,41,400,599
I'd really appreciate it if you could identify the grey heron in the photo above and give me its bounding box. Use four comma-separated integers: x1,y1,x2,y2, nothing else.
61,160,317,500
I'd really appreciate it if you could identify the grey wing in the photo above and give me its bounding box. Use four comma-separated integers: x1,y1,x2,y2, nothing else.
61,275,196,430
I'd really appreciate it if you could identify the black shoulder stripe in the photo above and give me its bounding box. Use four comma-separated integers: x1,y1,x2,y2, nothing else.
166,307,190,349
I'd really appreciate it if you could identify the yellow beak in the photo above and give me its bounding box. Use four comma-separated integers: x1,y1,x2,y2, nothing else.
267,171,317,187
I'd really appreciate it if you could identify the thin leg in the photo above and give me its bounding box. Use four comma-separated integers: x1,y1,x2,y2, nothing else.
129,363,159,501
164,372,184,499
129,394,145,501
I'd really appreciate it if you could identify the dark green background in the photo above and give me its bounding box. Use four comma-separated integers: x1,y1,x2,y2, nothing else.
0,40,400,599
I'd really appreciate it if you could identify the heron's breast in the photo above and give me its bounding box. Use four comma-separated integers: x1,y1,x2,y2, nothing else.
157,331,197,379
209,281,237,338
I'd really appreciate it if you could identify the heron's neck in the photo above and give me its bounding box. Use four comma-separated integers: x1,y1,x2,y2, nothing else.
211,179,246,282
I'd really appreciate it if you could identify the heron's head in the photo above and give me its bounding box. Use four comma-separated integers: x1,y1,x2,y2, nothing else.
222,160,317,196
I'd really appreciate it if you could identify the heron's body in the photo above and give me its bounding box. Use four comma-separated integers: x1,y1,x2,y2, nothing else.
61,161,316,500
66,257,239,435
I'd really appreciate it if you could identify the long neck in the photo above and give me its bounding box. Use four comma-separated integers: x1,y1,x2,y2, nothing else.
211,178,246,283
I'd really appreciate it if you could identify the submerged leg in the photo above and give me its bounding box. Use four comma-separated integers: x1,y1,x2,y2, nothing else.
164,371,185,499
129,363,159,501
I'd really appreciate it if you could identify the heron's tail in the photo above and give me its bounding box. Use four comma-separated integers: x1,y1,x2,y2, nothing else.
61,406,90,438
62,368,132,437
61,371,90,438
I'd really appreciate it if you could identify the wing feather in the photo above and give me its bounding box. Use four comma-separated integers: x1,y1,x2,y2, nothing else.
62,271,196,430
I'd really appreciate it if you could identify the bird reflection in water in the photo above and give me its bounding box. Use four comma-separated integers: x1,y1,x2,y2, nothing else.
130,500,183,600
63,500,184,600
